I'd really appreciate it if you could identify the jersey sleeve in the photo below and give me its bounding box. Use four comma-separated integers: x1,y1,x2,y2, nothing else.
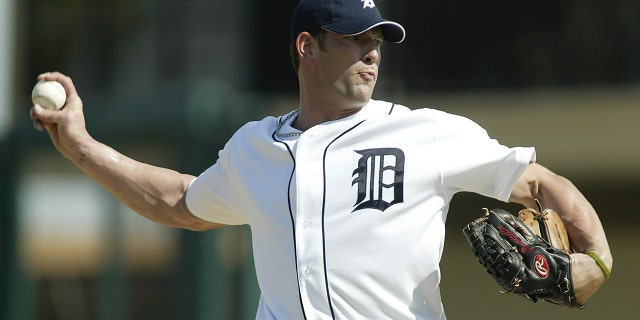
435,112,536,202
185,146,249,225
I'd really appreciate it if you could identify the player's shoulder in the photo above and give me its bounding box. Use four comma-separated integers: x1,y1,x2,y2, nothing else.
239,114,279,131
226,114,281,143
374,99,472,122
367,99,411,116
375,100,487,135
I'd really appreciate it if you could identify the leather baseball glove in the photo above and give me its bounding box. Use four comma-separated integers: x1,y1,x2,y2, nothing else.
517,202,572,255
463,203,582,308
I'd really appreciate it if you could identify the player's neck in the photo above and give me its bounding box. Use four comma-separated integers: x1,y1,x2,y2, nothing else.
296,86,368,131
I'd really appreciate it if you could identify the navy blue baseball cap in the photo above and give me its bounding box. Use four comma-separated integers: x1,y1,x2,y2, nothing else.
291,0,406,43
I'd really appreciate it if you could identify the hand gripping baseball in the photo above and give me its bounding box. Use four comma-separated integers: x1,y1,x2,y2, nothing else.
463,208,582,308
30,72,89,161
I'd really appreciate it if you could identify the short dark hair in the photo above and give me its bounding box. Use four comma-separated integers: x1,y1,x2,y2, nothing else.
289,28,328,75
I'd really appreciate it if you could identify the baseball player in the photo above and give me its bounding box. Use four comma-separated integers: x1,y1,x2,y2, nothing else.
30,0,611,319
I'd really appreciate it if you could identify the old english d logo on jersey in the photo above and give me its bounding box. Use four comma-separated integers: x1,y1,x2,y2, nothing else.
352,148,405,212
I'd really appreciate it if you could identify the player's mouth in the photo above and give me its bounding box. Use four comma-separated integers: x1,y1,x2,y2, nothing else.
358,71,376,81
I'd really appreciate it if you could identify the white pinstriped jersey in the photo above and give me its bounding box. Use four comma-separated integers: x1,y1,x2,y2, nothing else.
186,99,536,320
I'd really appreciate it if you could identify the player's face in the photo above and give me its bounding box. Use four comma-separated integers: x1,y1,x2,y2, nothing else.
315,29,383,106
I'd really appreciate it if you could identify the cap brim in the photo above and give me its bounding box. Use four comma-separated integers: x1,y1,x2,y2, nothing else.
322,18,406,43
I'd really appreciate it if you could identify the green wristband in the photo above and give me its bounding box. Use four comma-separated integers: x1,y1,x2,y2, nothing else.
587,252,611,280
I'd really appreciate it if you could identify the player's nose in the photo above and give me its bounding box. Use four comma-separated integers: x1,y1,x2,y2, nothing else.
363,47,380,65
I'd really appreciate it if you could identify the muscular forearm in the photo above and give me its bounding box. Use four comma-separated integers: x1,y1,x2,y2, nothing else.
70,137,216,231
536,172,612,304
532,168,613,268
511,164,611,264
535,174,611,265
510,163,612,304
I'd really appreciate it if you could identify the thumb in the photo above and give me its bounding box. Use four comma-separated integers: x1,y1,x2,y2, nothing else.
31,104,64,136
32,103,61,124
30,104,57,131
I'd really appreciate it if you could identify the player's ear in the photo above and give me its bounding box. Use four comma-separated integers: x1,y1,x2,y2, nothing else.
297,32,315,63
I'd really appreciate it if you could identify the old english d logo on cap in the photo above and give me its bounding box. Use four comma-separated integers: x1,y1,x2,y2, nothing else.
290,0,406,43
362,0,376,9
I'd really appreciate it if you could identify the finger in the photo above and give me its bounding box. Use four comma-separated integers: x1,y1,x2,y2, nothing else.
32,118,45,132
31,103,59,125
30,105,43,131
36,71,78,100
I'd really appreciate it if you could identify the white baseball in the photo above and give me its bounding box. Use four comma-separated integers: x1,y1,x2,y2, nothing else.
32,80,66,110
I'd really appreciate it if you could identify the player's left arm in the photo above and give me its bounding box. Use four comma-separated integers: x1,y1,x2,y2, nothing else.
509,162,612,305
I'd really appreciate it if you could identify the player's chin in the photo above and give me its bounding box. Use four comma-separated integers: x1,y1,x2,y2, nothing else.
352,80,376,94
358,87,376,102
337,81,375,104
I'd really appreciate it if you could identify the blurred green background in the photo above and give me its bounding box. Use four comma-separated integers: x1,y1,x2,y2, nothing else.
1,0,638,319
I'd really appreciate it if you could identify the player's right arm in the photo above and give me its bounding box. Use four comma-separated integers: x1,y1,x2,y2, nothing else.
509,162,612,304
30,72,224,231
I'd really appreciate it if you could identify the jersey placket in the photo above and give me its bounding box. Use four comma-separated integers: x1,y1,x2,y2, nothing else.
292,131,334,319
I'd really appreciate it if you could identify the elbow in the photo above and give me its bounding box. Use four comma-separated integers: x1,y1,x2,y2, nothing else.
181,222,220,232
511,163,574,207
173,204,226,232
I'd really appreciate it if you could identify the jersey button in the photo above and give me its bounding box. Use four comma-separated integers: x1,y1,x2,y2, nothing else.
302,221,311,229
304,265,312,277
